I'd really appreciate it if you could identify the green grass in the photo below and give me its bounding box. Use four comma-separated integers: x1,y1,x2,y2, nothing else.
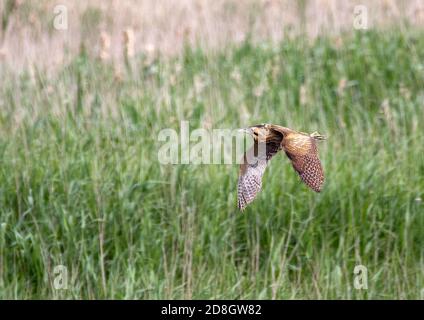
0,29,423,299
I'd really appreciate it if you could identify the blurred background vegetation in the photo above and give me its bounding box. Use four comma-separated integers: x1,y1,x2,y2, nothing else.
0,0,423,299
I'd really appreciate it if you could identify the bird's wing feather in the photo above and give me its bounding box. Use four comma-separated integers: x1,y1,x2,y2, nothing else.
237,142,280,211
282,133,324,192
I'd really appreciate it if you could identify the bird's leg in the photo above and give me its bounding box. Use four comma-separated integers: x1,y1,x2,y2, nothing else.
310,131,326,140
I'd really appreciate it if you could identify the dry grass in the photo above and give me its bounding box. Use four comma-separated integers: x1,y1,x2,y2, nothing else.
0,0,424,71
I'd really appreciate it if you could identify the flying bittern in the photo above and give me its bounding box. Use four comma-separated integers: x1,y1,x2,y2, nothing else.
237,123,326,211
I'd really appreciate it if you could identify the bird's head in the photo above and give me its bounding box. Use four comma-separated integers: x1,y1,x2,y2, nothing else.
239,123,272,142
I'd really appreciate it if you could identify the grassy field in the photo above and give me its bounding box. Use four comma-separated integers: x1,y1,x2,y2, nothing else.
0,29,423,299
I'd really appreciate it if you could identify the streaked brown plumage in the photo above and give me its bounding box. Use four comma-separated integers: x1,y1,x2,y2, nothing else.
237,123,326,211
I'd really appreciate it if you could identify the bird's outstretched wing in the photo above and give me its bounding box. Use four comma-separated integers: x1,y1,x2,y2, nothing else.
282,133,324,192
237,142,280,210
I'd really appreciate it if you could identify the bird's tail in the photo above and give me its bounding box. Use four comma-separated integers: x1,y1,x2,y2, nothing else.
310,131,326,140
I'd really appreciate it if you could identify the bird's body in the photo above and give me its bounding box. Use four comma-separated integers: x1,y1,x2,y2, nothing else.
237,124,325,211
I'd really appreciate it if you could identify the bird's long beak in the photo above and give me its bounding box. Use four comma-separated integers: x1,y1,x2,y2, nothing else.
238,128,253,135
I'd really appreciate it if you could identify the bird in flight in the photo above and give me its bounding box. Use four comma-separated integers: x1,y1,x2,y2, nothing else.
237,123,326,211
